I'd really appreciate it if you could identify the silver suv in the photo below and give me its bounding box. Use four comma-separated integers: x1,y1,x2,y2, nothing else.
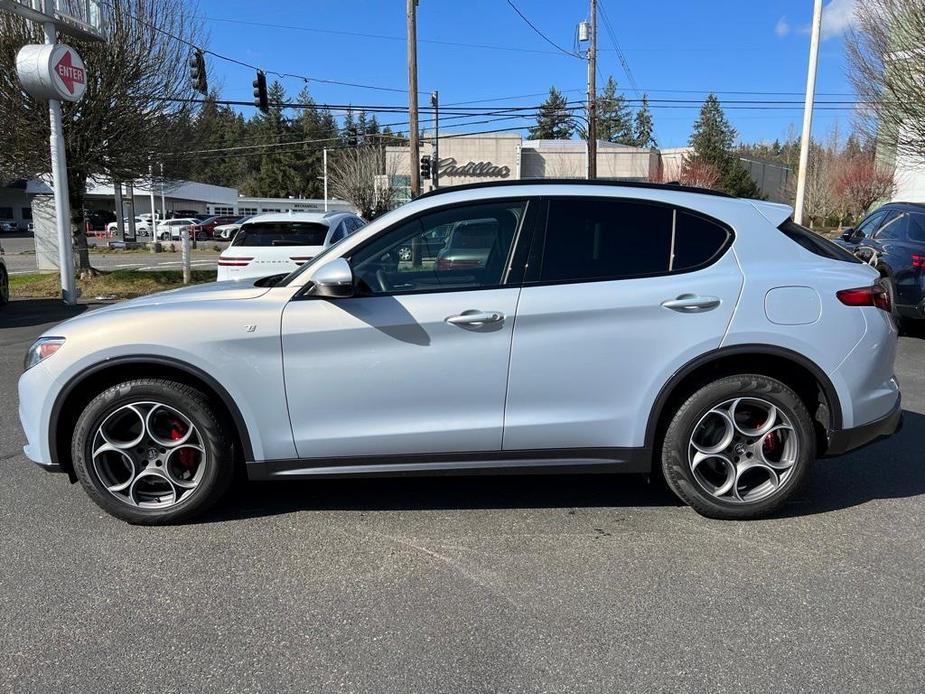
18,181,901,524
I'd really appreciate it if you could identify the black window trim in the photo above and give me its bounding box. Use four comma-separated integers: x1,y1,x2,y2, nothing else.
523,195,736,286
295,196,540,300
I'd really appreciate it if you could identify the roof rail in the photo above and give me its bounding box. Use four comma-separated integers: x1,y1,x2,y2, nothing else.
415,178,735,200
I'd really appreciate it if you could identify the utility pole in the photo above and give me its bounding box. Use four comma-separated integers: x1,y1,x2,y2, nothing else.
794,0,823,225
587,0,597,180
431,90,439,189
407,0,420,198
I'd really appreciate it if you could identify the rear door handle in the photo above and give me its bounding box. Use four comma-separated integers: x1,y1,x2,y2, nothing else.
661,294,721,313
446,310,505,326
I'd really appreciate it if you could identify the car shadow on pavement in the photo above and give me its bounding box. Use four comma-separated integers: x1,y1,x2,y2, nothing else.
778,409,925,518
202,411,925,523
205,473,682,522
0,298,88,329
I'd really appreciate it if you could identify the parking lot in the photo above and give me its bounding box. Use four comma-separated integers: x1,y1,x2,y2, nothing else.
1,298,923,693
1,232,226,275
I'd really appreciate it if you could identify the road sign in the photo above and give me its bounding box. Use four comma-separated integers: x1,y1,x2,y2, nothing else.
16,43,87,102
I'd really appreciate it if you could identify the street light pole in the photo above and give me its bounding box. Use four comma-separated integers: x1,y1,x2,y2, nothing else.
431,90,439,189
794,0,823,225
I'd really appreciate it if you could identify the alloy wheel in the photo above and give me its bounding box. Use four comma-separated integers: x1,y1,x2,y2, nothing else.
91,401,207,509
688,397,799,504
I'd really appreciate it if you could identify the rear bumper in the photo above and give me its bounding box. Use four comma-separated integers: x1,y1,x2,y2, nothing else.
825,397,903,457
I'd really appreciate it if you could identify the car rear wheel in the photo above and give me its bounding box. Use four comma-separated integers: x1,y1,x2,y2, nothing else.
660,374,814,520
71,379,234,524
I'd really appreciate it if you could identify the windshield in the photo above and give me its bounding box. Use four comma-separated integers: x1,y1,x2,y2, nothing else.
232,222,329,247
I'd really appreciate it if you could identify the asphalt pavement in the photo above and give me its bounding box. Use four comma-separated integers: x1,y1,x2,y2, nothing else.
0,298,923,693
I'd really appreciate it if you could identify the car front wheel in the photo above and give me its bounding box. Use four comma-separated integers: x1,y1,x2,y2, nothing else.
71,379,234,524
660,374,814,520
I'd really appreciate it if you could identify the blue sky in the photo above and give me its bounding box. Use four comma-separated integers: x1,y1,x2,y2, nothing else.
196,0,860,148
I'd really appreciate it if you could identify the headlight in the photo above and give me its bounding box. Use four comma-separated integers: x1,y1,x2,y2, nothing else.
24,336,65,371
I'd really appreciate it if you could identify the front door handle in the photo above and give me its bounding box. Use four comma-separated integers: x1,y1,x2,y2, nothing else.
446,310,505,326
661,294,721,313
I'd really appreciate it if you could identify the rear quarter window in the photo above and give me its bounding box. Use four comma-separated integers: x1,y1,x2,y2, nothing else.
778,219,861,263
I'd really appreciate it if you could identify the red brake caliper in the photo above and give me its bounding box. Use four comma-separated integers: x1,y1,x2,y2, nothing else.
171,423,196,472
763,430,780,460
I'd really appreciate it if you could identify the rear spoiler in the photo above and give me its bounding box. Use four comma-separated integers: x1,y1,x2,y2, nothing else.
750,200,794,228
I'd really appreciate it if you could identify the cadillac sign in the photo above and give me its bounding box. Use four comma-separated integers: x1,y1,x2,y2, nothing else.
437,157,510,178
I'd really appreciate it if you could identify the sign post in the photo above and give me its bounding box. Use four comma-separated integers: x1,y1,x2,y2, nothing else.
6,0,104,305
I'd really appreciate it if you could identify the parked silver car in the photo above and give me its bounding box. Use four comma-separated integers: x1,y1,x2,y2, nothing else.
18,181,901,524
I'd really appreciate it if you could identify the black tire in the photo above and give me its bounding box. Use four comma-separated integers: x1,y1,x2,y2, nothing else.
660,374,815,520
72,379,234,524
0,264,8,305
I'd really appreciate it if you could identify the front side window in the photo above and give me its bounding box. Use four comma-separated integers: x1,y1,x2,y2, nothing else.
539,198,728,283
854,209,890,239
351,201,526,294
232,222,330,247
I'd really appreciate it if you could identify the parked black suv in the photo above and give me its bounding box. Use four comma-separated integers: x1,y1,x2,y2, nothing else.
836,201,925,327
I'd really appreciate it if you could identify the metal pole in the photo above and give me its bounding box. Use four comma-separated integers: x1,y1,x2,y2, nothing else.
126,183,137,241
323,148,329,211
431,90,439,189
407,0,420,198
43,12,76,304
181,227,191,284
149,164,157,240
794,0,823,225
159,162,166,220
587,0,597,180
113,181,124,242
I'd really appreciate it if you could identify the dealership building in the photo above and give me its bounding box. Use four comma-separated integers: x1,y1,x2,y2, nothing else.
387,133,793,203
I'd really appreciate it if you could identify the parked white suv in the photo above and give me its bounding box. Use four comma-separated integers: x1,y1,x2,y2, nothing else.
216,211,365,281
18,181,901,524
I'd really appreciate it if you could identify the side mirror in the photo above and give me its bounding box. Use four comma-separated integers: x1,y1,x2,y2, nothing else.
840,228,855,241
310,257,354,298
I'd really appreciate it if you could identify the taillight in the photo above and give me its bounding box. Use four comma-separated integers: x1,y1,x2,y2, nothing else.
837,281,891,312
912,254,924,268
217,255,253,267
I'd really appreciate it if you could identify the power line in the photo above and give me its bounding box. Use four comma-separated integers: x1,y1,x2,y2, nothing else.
97,0,421,94
505,0,582,59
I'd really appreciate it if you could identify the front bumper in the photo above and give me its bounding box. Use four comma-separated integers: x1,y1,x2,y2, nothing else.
825,396,903,457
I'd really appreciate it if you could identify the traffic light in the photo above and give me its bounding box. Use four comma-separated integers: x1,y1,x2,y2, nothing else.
189,50,207,95
253,70,268,113
420,155,431,181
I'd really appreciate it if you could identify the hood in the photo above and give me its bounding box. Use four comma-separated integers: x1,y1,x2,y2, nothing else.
54,279,271,329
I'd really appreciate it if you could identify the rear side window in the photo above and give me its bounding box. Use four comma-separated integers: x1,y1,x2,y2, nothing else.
906,212,925,243
778,219,861,263
539,198,731,283
232,222,329,247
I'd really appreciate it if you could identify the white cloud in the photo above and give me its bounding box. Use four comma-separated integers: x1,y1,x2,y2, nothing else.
820,0,859,39
775,16,791,37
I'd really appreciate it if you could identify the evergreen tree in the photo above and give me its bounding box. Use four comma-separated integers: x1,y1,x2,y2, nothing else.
632,94,656,148
292,85,338,198
189,91,248,187
685,94,760,197
342,108,358,147
247,80,299,198
529,86,574,139
595,76,634,144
